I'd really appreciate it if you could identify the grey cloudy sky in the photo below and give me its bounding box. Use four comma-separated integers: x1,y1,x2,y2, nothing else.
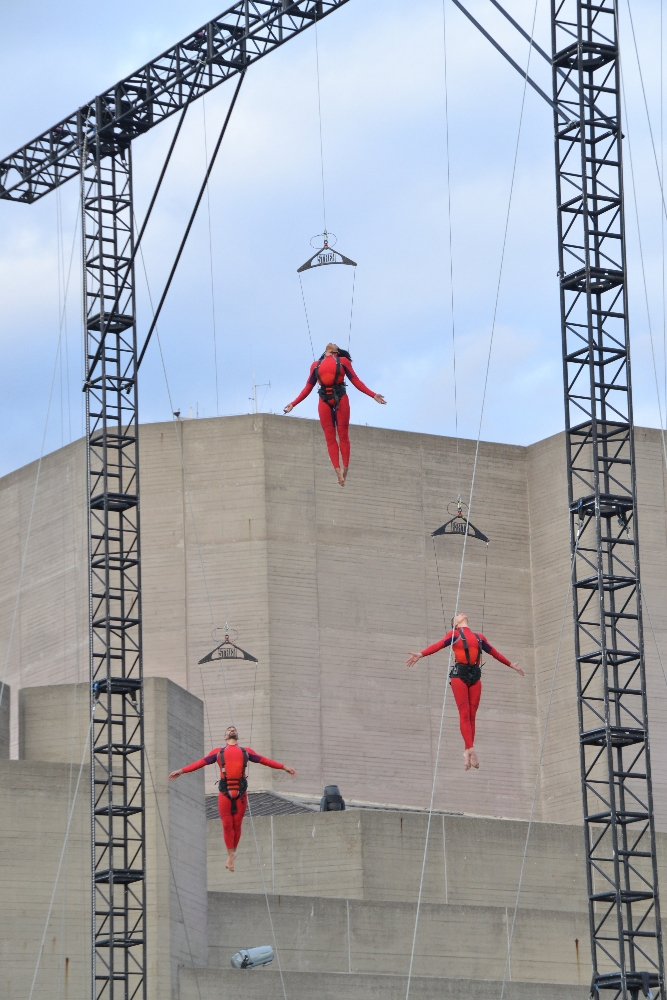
0,0,665,477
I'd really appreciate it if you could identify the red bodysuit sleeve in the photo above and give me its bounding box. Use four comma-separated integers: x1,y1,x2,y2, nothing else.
420,631,454,657
181,748,221,773
290,361,319,407
341,358,376,398
479,635,512,666
246,748,285,770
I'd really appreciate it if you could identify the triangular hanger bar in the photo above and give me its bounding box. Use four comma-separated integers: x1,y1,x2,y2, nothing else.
432,515,489,544
198,637,258,664
297,242,357,273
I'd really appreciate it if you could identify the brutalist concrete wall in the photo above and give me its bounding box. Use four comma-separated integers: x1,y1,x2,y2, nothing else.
527,427,667,826
0,759,90,999
0,683,9,757
17,678,208,1000
2,415,666,825
261,415,538,817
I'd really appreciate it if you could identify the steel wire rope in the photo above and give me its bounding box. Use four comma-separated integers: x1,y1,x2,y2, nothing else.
314,21,327,233
202,95,221,416
619,65,667,475
441,0,461,493
662,0,666,432
134,222,290,1000
54,186,78,1000
27,711,93,1000
137,72,245,370
144,746,205,1000
499,525,583,999
0,192,81,720
298,272,316,360
347,266,356,352
405,0,542,993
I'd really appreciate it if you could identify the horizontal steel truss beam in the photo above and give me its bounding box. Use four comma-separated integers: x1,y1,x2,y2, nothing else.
552,0,665,996
0,0,350,203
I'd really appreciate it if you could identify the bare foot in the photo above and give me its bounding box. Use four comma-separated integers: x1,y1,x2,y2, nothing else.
225,852,235,872
469,749,480,769
463,749,471,771
342,466,349,483
335,467,345,487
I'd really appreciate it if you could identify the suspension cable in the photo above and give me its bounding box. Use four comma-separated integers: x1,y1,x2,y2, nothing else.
137,72,245,371
499,525,582,998
405,0,541,992
0,193,81,720
314,21,327,232
134,219,289,1000
145,748,204,1000
442,0,461,492
347,267,357,352
27,712,93,999
299,272,316,360
620,66,667,474
202,95,221,417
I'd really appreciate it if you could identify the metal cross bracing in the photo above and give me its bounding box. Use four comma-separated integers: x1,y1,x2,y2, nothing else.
85,132,146,998
0,0,349,205
0,3,350,999
551,0,665,994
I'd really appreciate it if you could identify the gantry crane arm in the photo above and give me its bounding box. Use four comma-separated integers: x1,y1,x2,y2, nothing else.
0,0,349,204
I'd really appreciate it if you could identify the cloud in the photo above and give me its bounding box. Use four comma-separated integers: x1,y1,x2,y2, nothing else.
0,0,665,476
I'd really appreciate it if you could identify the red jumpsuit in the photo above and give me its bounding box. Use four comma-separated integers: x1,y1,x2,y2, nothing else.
182,745,285,850
419,628,512,749
289,353,376,469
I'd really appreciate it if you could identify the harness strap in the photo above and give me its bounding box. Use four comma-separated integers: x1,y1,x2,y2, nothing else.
315,353,345,409
456,628,483,667
218,746,249,814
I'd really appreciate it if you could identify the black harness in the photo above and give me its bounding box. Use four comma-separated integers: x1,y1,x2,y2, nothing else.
449,628,483,686
314,353,347,410
217,745,249,814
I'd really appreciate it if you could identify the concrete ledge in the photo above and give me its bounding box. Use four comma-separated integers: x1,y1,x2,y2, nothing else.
207,890,591,984
179,968,588,1000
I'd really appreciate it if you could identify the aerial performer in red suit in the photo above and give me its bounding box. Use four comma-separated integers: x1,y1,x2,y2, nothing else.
406,613,523,771
284,342,386,486
169,725,297,872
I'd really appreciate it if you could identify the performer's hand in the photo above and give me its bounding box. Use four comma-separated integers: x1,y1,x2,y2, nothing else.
511,662,524,676
406,652,422,668
374,394,387,405
168,769,184,781
283,403,293,414
283,766,297,776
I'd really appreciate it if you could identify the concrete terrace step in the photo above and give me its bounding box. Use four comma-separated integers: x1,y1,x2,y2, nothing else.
206,890,590,985
207,808,593,911
179,968,588,1000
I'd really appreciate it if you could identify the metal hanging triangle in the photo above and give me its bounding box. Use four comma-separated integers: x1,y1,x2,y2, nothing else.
432,514,489,544
198,633,258,664
297,231,357,273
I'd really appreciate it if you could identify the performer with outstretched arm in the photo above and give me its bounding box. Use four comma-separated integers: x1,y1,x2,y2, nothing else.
406,613,523,771
284,342,386,487
169,725,296,872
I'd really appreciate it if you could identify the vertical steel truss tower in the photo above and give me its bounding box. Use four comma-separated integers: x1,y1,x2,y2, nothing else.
0,4,350,999
84,128,146,997
552,0,665,995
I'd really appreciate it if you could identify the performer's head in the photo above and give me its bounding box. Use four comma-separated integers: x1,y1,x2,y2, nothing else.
324,342,339,355
451,613,469,629
225,725,239,744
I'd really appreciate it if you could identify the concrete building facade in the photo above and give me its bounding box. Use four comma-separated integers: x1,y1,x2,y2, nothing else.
1,415,667,827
